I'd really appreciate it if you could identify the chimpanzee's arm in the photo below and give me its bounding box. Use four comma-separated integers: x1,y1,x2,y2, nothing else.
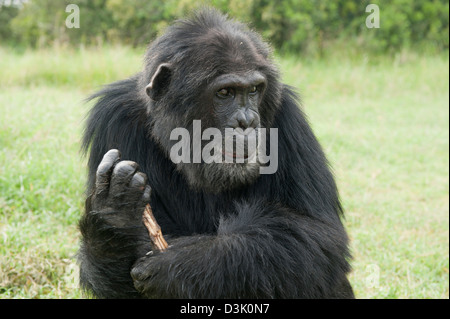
78,149,151,298
131,199,353,299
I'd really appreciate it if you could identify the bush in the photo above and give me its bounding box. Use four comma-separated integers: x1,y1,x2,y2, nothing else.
0,0,448,54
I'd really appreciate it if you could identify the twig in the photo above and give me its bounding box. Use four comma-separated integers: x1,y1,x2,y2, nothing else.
142,203,168,251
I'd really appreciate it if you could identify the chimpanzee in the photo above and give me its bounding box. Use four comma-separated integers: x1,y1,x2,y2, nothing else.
78,8,354,299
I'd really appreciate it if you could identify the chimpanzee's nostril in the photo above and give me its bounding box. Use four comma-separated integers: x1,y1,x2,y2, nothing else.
235,109,259,129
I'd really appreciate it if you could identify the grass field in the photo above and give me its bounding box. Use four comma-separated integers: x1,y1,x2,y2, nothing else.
0,46,448,299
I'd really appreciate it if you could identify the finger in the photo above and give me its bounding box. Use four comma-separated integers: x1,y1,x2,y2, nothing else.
131,256,152,282
110,160,139,194
95,149,121,197
129,172,147,190
128,172,149,203
142,185,152,204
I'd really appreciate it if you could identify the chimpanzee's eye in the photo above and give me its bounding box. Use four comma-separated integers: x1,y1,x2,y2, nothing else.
216,88,233,98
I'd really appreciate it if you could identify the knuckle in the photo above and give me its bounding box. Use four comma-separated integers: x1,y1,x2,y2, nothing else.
130,172,147,188
96,162,111,176
104,149,121,160
112,160,138,176
96,149,121,176
142,185,152,202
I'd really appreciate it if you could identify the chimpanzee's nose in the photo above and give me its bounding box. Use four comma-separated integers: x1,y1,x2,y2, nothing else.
233,109,260,129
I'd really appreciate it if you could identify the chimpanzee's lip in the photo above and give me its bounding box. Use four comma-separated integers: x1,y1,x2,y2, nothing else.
222,151,249,159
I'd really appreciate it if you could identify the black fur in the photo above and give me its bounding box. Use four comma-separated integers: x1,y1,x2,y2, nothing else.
78,9,353,299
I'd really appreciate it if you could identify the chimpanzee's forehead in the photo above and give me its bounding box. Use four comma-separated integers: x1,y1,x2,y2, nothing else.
186,30,268,73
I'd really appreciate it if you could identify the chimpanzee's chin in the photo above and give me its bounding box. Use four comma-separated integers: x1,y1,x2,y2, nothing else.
179,162,260,193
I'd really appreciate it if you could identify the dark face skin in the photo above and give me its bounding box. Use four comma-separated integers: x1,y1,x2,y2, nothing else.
146,64,268,193
209,71,266,131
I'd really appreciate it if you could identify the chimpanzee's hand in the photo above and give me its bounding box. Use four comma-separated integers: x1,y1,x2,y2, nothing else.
87,149,151,227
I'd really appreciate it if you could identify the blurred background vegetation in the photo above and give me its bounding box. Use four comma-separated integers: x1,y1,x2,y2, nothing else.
0,0,448,55
0,0,448,299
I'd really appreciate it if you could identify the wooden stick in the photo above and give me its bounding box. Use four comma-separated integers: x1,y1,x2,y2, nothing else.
142,203,169,251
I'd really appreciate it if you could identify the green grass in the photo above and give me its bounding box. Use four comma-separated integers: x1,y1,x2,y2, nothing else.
0,47,448,298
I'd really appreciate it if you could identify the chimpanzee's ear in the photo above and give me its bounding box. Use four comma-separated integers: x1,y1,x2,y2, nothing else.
145,63,172,101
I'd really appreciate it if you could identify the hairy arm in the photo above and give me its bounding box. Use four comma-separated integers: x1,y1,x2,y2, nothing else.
131,199,352,299
78,150,151,298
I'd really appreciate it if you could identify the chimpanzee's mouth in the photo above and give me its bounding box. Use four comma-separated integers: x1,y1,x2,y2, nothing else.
222,151,249,160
